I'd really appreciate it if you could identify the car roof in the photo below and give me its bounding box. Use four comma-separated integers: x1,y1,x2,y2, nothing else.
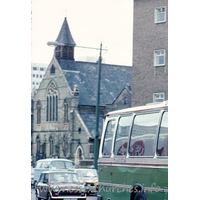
42,171,77,174
36,159,73,162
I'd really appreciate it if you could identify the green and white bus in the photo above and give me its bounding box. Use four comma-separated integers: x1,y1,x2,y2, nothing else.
98,101,168,200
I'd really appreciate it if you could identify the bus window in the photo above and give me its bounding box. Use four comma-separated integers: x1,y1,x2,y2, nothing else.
102,120,116,156
114,116,132,156
157,112,168,156
129,113,160,156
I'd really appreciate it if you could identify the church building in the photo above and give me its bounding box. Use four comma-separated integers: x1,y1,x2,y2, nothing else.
32,17,132,166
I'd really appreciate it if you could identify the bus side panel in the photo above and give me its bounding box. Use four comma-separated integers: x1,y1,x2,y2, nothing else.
98,165,168,200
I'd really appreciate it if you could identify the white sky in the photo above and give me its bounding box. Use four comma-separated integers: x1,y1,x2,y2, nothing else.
31,0,133,66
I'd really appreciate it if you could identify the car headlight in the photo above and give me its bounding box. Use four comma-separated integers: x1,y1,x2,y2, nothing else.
80,187,85,193
81,182,86,186
53,186,59,192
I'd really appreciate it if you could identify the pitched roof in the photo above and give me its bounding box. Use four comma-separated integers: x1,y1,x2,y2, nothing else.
79,112,104,139
55,17,76,46
57,59,132,106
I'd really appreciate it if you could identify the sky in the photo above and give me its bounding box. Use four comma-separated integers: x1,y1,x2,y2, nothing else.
31,0,133,66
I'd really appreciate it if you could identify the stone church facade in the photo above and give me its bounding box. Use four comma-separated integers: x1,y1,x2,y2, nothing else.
32,17,132,166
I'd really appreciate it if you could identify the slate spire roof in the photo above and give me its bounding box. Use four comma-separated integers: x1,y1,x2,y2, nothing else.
55,17,76,46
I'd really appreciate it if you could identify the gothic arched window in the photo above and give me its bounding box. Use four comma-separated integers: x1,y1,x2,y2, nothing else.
49,135,53,156
64,99,68,123
78,148,83,160
124,97,127,105
46,82,58,122
50,65,55,74
36,135,40,153
36,101,41,124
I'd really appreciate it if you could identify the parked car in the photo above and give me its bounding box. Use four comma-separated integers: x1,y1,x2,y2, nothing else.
36,171,86,200
31,168,34,188
69,168,98,195
34,159,76,188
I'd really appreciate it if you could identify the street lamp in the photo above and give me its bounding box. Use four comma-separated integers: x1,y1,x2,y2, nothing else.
93,43,102,169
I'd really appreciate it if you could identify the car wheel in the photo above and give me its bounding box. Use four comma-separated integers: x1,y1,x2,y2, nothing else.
36,189,42,200
134,191,147,200
37,195,42,200
47,193,52,200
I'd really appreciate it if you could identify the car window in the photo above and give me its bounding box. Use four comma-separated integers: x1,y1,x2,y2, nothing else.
39,174,44,183
44,173,49,183
40,162,46,168
50,161,65,169
77,169,98,177
49,173,79,183
35,161,42,168
41,161,50,168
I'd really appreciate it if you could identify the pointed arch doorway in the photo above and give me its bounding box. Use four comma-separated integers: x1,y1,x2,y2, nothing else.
74,146,84,166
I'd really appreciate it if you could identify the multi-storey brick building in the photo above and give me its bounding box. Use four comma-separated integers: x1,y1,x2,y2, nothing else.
131,0,168,106
31,17,132,166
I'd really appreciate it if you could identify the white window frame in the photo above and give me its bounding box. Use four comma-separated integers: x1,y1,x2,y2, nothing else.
153,93,165,103
155,6,166,23
154,49,166,66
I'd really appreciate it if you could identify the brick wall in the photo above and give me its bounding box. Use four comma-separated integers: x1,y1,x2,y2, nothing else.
131,0,168,106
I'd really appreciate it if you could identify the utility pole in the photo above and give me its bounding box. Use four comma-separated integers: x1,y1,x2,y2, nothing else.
93,43,102,169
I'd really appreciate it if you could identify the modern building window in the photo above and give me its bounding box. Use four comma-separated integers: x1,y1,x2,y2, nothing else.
33,74,35,77
155,6,166,23
33,67,37,70
154,49,165,66
46,82,58,122
40,67,44,71
153,92,165,102
40,75,42,78
33,82,35,85
36,74,38,78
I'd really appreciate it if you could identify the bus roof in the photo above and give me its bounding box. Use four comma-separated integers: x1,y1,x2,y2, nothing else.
107,101,168,116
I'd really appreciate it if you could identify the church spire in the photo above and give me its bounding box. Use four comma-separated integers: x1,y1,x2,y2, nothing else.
56,17,76,46
47,17,76,60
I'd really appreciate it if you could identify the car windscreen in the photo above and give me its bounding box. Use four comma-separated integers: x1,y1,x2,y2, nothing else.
64,161,74,169
49,161,65,169
49,173,79,183
77,170,98,178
